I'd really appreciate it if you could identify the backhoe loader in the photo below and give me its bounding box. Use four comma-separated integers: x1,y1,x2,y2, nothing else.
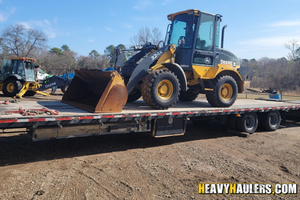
63,9,245,113
0,57,50,98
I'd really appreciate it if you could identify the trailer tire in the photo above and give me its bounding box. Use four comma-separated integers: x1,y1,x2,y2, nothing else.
3,79,22,97
127,88,141,102
206,75,238,107
237,112,258,134
179,90,198,101
141,69,180,109
261,110,281,131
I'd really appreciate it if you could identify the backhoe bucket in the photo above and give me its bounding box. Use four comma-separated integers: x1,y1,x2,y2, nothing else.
62,69,128,113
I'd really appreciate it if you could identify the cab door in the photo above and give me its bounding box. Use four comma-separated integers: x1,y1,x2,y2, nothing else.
192,13,221,76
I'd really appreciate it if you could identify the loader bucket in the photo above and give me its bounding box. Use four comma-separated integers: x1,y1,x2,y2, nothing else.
62,69,128,113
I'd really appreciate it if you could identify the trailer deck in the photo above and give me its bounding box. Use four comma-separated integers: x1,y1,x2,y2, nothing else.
1,99,300,128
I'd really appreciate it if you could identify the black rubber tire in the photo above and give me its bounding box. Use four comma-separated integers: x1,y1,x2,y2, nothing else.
206,75,238,107
61,86,68,94
261,110,281,131
237,112,258,134
141,69,180,109
127,88,141,102
3,79,23,97
24,91,36,96
179,90,198,101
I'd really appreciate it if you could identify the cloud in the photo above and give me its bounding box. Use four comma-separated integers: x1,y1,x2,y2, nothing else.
44,20,51,26
123,23,132,28
105,27,112,32
239,35,300,47
272,20,300,27
44,29,57,39
162,0,173,5
134,0,152,10
53,17,58,24
87,38,95,43
0,6,16,22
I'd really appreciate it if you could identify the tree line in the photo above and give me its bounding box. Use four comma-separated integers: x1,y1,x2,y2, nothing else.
1,23,300,93
0,24,163,75
240,39,300,93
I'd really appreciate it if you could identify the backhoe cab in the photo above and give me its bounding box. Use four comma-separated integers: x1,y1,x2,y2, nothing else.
63,9,244,113
0,57,50,98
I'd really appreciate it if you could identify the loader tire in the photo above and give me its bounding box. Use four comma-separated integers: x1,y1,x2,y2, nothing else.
127,88,141,102
141,69,180,109
3,79,22,97
206,75,237,107
179,90,198,101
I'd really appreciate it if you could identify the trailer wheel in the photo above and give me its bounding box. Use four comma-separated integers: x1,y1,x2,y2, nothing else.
206,75,238,107
237,113,258,134
179,90,198,101
127,88,141,102
3,79,22,97
141,69,180,109
261,111,281,131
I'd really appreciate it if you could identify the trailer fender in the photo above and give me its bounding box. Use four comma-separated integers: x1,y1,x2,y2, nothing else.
126,45,171,94
161,63,187,92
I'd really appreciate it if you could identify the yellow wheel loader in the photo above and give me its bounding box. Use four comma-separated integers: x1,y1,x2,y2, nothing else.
63,9,245,113
0,57,50,98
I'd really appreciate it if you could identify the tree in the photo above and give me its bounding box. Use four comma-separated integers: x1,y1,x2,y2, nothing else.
61,44,70,52
89,50,100,59
104,44,127,67
284,39,300,85
0,24,47,57
130,27,163,46
49,47,62,55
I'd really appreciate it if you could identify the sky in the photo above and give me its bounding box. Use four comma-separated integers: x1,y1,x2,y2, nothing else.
1,0,300,60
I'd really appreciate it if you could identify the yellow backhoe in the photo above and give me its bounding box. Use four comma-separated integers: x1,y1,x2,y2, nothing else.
0,57,50,98
63,9,245,113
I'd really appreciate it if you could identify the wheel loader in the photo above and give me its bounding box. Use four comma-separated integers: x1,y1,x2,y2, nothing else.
62,9,245,113
0,57,50,98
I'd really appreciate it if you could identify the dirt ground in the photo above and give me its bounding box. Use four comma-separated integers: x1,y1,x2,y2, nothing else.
0,91,299,199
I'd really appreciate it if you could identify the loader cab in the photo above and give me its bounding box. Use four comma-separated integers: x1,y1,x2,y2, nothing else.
167,10,222,70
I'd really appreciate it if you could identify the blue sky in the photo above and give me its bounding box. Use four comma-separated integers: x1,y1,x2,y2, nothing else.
1,0,300,59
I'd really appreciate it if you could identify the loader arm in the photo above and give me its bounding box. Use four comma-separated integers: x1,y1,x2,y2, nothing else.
126,44,171,94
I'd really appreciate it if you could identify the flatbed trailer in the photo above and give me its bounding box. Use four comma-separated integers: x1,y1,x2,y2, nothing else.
0,99,300,141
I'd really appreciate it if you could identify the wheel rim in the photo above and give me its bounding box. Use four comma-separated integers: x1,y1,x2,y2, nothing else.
269,113,278,126
245,115,255,129
6,83,15,93
220,83,233,100
157,80,173,100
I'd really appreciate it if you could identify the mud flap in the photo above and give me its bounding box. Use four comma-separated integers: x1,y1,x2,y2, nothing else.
152,117,186,137
62,69,128,113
